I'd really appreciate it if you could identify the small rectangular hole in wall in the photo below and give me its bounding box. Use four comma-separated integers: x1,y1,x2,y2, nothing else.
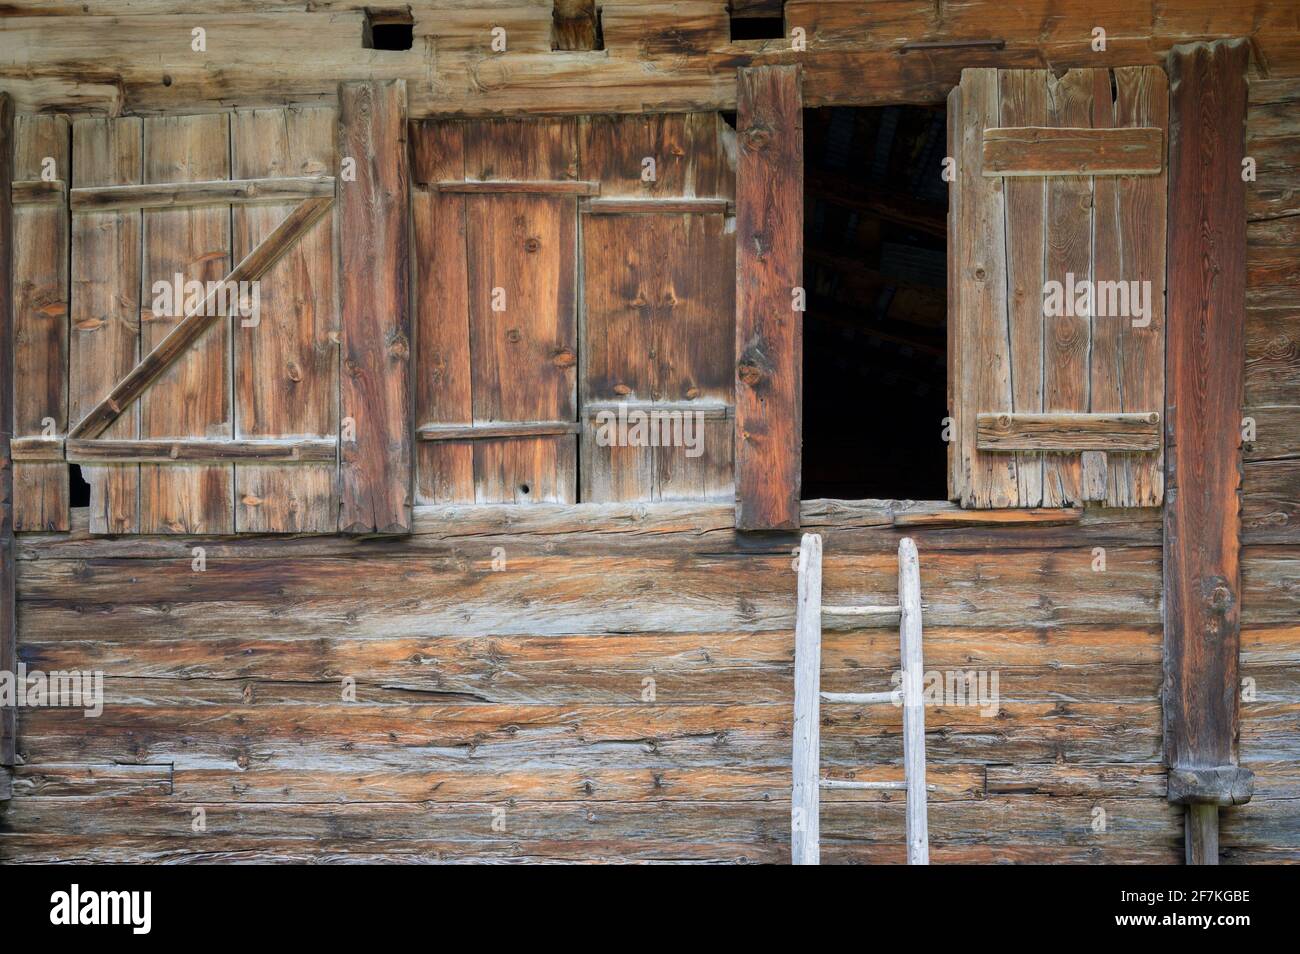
364,8,414,50
552,1,604,51
730,1,786,41
69,464,91,508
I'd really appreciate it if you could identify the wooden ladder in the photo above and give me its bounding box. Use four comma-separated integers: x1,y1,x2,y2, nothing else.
791,533,930,865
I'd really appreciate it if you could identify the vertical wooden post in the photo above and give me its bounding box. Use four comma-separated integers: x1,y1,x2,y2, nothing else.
338,80,412,533
898,536,929,865
1164,39,1252,862
735,65,802,530
0,92,16,766
791,532,822,864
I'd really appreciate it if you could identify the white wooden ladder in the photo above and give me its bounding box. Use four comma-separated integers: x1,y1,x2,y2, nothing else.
792,533,930,865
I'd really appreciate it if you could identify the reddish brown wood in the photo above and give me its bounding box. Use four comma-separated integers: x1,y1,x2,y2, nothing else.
0,92,15,763
1164,40,1251,822
735,65,802,530
338,81,411,533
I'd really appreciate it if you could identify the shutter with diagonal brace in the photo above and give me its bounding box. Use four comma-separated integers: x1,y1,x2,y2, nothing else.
948,67,1168,509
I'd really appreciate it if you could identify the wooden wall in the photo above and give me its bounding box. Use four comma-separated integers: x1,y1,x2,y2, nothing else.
1,500,1193,863
0,1,1296,117
1225,74,1300,863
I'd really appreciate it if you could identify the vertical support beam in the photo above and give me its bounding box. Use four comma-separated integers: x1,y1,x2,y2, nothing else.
1186,803,1220,866
735,65,802,530
0,92,16,766
1164,39,1252,862
791,532,821,865
338,80,411,533
898,536,929,865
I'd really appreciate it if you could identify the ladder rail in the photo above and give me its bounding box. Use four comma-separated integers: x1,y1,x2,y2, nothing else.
791,533,823,865
898,537,930,865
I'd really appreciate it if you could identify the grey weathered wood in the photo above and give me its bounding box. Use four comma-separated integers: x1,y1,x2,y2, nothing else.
1186,803,1219,865
10,437,64,461
0,92,14,764
70,175,335,211
66,438,337,464
11,179,65,204
976,412,1162,451
791,531,822,865
982,125,1163,176
820,779,907,791
898,536,929,865
820,691,900,705
822,604,899,617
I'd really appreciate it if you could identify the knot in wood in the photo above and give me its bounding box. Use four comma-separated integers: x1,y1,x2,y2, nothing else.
738,362,763,387
506,328,522,344
743,125,773,152
551,348,576,368
523,236,541,253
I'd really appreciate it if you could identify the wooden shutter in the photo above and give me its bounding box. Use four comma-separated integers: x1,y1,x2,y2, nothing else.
412,118,579,504
948,67,1168,509
579,112,735,502
46,104,356,535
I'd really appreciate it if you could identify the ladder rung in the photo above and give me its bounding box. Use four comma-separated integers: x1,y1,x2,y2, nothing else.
818,779,939,792
820,690,901,705
822,604,900,617
819,779,907,791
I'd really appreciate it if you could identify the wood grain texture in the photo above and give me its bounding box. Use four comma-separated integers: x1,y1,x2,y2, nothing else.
71,175,334,211
338,81,411,532
735,65,802,530
0,93,14,763
70,116,142,534
11,113,69,532
1163,41,1249,809
231,107,338,533
976,412,1161,451
982,125,1163,176
138,113,232,534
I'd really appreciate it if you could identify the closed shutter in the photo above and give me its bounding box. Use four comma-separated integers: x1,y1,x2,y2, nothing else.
948,67,1168,509
11,84,410,535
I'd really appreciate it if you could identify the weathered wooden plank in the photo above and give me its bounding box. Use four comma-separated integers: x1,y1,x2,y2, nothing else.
9,436,63,461
70,175,334,211
11,763,172,797
66,438,336,463
982,125,1163,176
1243,459,1300,544
1243,405,1300,462
11,113,69,532
411,120,473,505
338,81,411,532
1041,69,1095,507
231,107,338,533
892,506,1081,528
136,114,233,534
0,92,14,763
70,117,142,534
433,180,597,195
10,179,65,204
898,537,928,864
735,65,802,530
585,198,731,214
1164,41,1250,831
976,412,1162,451
998,70,1047,506
419,422,580,441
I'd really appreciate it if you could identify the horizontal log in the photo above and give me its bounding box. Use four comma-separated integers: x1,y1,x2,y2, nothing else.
11,178,64,204
69,175,335,211
976,412,1162,451
892,506,1083,528
11,762,172,797
417,421,580,441
432,180,599,195
583,400,734,419
65,437,336,463
10,436,64,461
982,126,1164,176
584,197,733,215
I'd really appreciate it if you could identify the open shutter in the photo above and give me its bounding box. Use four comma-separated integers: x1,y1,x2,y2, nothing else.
948,67,1168,509
411,117,579,504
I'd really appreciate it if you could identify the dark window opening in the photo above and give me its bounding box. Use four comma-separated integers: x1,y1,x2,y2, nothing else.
729,16,785,41
363,9,414,51
801,104,949,501
69,464,91,508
